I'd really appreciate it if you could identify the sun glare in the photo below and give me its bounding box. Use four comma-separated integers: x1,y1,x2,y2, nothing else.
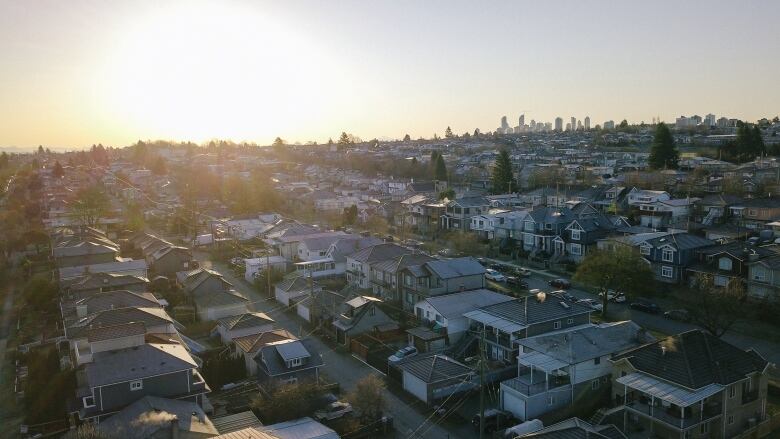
100,2,342,143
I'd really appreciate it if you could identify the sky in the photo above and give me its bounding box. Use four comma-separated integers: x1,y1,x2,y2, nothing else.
1,0,779,150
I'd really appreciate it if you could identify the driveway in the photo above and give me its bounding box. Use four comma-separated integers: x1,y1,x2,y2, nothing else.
485,257,780,366
195,253,467,439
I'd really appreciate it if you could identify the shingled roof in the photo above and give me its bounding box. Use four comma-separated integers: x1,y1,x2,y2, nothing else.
613,329,768,389
397,354,473,384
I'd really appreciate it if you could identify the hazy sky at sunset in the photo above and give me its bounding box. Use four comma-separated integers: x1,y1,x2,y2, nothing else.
1,0,779,149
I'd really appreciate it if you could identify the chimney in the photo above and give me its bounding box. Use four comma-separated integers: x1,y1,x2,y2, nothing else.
170,415,179,439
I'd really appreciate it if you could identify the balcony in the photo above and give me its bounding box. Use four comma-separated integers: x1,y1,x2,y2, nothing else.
624,397,722,430
485,331,512,349
369,276,394,289
502,369,571,396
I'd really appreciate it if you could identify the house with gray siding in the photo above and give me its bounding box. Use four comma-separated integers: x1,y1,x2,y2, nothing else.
255,338,324,387
398,257,486,311
332,296,397,346
500,321,652,421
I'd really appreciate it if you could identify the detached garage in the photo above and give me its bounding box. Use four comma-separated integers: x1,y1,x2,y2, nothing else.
396,354,476,405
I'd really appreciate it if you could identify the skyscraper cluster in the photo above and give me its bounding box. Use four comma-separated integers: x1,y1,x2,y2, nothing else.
497,114,591,134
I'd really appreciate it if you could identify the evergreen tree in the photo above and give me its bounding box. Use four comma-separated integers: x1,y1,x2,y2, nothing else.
37,145,44,154
444,126,453,138
52,160,64,178
403,134,411,142
337,132,352,151
491,149,516,194
434,154,448,181
648,123,679,169
751,125,765,157
272,137,285,147
429,151,439,174
473,128,480,137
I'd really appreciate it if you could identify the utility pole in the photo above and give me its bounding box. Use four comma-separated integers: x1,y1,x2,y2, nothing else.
266,249,271,298
479,326,486,439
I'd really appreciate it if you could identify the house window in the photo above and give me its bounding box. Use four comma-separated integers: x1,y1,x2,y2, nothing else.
289,357,303,368
640,245,650,255
594,357,601,365
570,244,582,256
553,321,561,329
752,269,766,282
571,230,581,240
718,257,733,271
700,422,709,434
661,266,673,278
83,396,95,408
662,249,674,262
592,380,600,390
729,385,736,398
567,318,573,324
283,376,298,385
130,380,143,391
545,223,552,230
728,415,734,425
435,314,442,323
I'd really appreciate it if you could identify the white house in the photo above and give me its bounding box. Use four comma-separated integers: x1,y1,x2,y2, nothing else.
414,289,514,344
244,256,288,282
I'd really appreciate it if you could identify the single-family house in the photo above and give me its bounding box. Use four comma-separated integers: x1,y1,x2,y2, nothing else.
255,339,324,387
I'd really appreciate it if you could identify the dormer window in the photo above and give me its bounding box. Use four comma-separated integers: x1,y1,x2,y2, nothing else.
287,357,304,368
640,245,651,255
662,249,674,262
571,230,581,241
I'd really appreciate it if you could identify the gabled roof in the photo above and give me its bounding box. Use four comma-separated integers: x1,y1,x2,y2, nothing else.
421,289,514,320
233,329,297,354
371,253,435,274
518,417,626,439
256,338,323,376
397,354,473,383
276,276,320,293
97,396,218,439
613,329,768,389
424,257,485,279
53,241,118,258
86,321,146,343
68,306,173,339
517,321,650,364
65,272,149,292
644,232,714,251
328,236,384,262
85,343,198,387
528,207,574,224
217,312,274,331
194,289,249,308
465,296,592,328
348,243,412,263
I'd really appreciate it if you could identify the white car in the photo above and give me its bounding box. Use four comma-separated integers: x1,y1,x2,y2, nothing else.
576,298,603,312
485,269,507,282
314,401,353,421
388,346,418,363
598,290,626,303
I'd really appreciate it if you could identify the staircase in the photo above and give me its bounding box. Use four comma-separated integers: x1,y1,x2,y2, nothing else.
447,333,477,360
589,406,624,425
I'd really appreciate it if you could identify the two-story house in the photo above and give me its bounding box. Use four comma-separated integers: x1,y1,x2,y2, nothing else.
332,296,397,345
521,207,575,255
440,196,491,231
369,253,435,302
500,321,652,421
74,342,208,422
729,198,780,230
638,232,714,284
463,294,593,363
558,214,623,263
398,257,486,311
686,242,777,287
346,243,412,289
255,338,324,386
746,254,780,301
414,289,515,344
611,330,769,438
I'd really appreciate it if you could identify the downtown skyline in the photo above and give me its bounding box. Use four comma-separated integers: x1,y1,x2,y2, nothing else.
1,0,779,149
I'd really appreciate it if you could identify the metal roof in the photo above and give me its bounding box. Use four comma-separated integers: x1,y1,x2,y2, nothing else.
617,372,724,407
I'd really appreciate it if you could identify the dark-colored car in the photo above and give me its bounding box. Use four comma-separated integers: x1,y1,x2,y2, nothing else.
471,409,513,434
630,301,661,314
664,309,691,322
548,278,571,289
506,276,528,288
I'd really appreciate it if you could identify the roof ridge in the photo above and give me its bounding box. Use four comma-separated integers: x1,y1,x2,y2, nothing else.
678,333,696,387
701,332,724,384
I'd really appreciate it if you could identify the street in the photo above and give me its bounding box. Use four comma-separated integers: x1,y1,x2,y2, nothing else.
196,252,468,439
485,257,780,367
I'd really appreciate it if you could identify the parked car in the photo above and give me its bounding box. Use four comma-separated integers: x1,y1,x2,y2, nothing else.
472,409,513,434
314,401,353,421
489,263,505,272
388,346,418,363
476,257,488,266
576,298,603,312
506,276,528,288
598,290,626,303
550,290,577,302
548,278,571,289
629,301,661,314
513,267,531,277
485,269,507,282
664,309,691,322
